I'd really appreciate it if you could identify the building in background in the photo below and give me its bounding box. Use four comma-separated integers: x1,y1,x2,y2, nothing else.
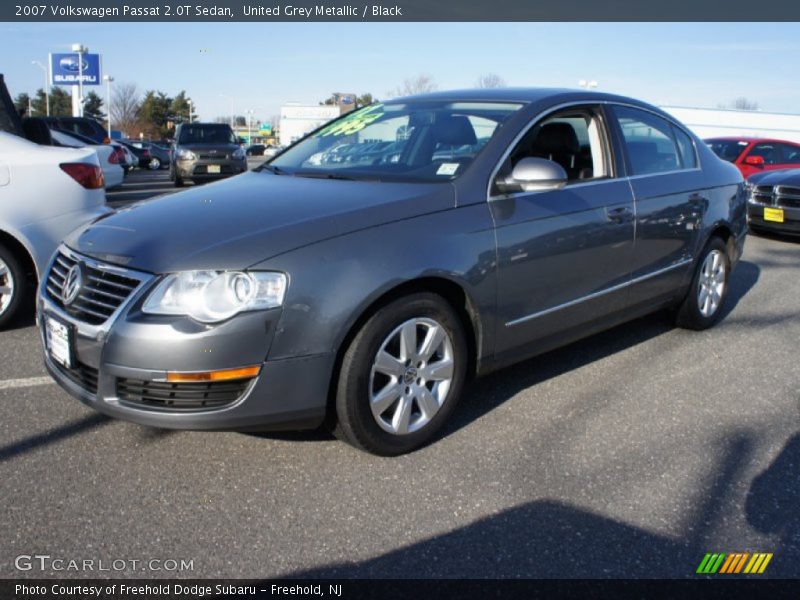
660,106,800,143
279,103,340,147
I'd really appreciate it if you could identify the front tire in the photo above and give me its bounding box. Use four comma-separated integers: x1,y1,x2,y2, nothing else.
0,244,30,329
675,237,730,330
333,293,467,455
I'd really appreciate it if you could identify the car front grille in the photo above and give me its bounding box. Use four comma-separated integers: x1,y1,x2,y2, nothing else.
46,251,142,325
116,377,253,411
52,360,99,395
751,185,773,205
776,185,800,209
752,185,800,209
198,153,229,160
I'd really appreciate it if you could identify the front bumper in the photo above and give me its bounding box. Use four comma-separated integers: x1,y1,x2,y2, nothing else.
175,158,247,180
747,203,800,235
38,248,331,431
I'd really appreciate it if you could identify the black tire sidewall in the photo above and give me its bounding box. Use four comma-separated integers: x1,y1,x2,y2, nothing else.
336,293,467,455
679,237,731,329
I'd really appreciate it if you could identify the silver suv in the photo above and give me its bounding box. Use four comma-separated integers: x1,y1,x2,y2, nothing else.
170,122,247,187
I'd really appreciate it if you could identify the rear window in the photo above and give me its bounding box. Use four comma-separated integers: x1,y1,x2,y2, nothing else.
178,124,236,145
0,74,24,137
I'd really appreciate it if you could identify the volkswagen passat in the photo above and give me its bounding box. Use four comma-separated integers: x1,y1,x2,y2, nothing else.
39,89,747,455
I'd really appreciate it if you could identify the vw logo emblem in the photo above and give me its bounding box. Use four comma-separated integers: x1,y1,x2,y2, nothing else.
62,263,85,306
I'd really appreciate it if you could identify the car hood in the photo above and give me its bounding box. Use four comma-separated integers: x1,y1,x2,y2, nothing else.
748,168,800,186
65,171,455,273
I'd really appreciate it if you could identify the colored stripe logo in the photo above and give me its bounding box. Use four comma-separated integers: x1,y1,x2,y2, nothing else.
696,552,773,574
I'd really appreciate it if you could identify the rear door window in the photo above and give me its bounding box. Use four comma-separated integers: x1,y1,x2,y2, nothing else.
613,106,683,175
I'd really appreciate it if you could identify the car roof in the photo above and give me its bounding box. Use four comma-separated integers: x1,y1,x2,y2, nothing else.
383,87,655,107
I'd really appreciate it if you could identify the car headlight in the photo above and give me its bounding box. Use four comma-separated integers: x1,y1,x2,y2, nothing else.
176,149,196,161
232,147,246,160
142,271,287,323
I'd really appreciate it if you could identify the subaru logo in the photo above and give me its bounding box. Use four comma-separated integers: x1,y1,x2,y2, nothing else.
62,263,85,306
59,56,89,72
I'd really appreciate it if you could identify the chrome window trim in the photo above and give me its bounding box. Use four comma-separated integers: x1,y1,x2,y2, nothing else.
487,100,702,202
505,258,693,327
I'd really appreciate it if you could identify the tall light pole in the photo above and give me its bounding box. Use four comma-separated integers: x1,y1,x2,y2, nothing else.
103,75,114,135
32,60,49,116
71,43,88,117
188,98,193,123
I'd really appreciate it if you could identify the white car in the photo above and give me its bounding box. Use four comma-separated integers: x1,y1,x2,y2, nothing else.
0,131,111,327
50,129,125,190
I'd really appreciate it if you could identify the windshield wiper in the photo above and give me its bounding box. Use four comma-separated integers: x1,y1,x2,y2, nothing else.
293,171,358,181
259,164,288,175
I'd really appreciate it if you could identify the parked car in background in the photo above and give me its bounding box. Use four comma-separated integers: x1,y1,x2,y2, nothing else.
746,169,800,236
40,89,746,454
120,140,170,170
0,74,111,328
120,144,138,172
263,145,282,158
170,122,247,186
246,144,266,156
50,129,126,189
705,137,800,179
40,116,110,144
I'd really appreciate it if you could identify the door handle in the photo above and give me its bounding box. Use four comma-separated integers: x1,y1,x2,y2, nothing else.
605,206,633,223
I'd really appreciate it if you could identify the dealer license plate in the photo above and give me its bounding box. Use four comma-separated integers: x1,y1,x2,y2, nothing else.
764,207,784,223
45,315,72,368
207,164,221,174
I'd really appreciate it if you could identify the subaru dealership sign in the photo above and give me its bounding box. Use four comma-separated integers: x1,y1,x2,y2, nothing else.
50,53,101,85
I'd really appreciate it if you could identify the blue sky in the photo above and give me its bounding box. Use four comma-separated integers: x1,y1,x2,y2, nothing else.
1,22,798,122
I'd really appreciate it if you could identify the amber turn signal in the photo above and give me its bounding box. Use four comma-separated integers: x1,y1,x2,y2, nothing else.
166,365,261,383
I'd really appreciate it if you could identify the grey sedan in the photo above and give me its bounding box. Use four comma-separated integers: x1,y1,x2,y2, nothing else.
39,89,747,455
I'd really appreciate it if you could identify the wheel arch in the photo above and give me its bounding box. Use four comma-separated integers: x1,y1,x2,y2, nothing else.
326,276,483,416
0,229,38,282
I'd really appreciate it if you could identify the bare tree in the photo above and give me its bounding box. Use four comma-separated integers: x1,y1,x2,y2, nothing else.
731,97,759,111
475,73,506,88
387,74,437,98
110,83,141,134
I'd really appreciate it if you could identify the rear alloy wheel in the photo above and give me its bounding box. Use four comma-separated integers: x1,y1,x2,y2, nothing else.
0,245,30,329
334,293,467,455
148,157,161,170
675,237,730,330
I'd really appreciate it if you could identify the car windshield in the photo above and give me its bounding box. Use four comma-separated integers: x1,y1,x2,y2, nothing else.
706,139,749,162
178,124,236,145
269,101,524,182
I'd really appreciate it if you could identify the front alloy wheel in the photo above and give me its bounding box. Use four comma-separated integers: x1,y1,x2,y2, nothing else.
334,293,467,455
369,317,455,435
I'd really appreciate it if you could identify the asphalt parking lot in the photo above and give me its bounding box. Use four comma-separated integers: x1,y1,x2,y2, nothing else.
1,168,798,579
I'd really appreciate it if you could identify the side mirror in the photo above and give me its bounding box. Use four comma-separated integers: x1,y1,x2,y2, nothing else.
744,155,765,167
496,157,568,193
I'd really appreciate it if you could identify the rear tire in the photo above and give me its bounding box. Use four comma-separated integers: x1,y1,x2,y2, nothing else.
675,237,730,330
333,293,467,455
148,157,161,170
0,244,31,330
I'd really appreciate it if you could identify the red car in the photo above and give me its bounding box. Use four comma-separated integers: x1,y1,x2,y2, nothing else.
705,137,800,179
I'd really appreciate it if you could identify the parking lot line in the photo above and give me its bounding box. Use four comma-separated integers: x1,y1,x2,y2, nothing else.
0,376,54,390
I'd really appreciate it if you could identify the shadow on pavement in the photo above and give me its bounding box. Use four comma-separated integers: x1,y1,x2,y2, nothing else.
746,433,800,577
0,413,110,462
